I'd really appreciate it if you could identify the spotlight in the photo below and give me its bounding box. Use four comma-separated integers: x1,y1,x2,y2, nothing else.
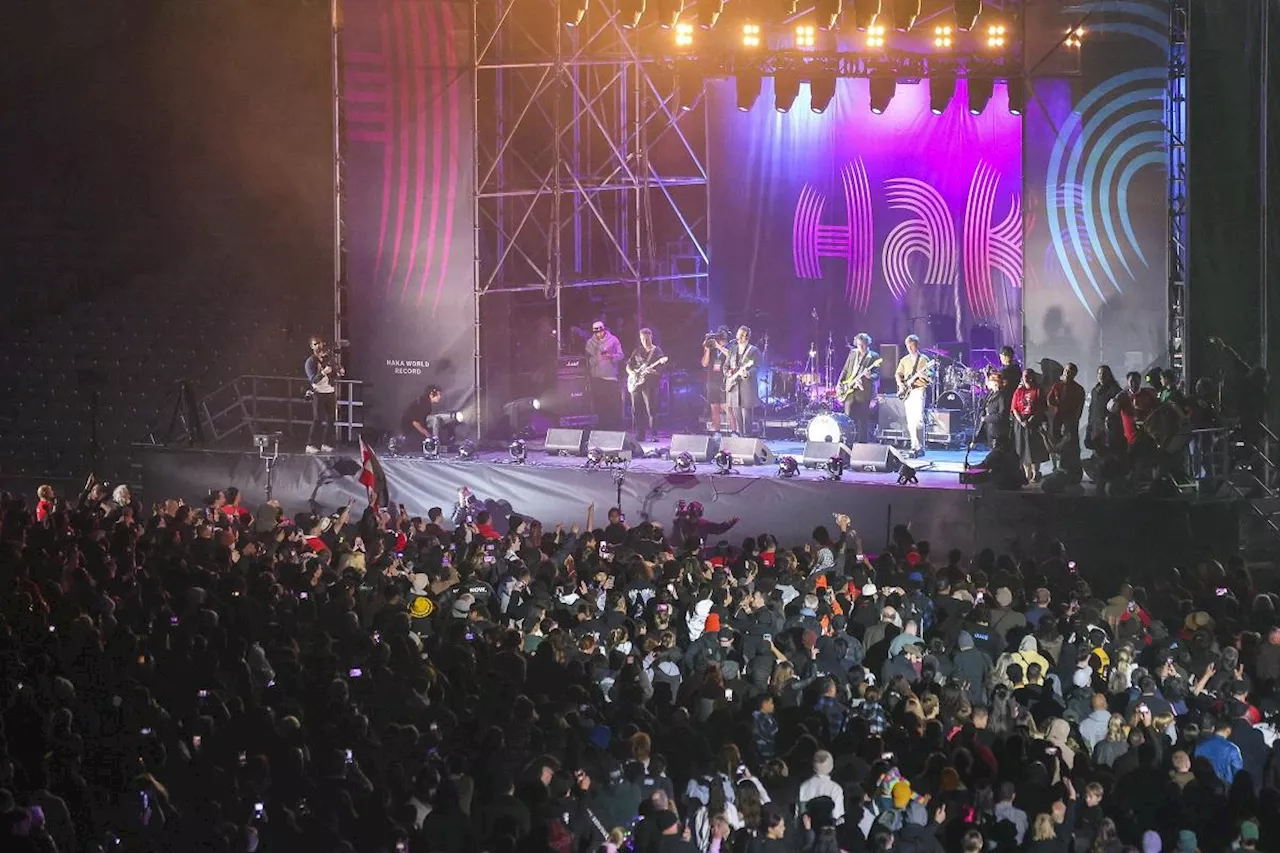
865,24,886,48
508,439,527,463
1006,77,1025,115
388,434,406,455
933,25,953,48
736,71,762,111
1065,26,1085,47
955,0,981,31
452,410,466,424
823,456,845,480
457,439,477,460
815,0,842,31
564,0,589,27
619,0,646,27
851,0,881,31
741,22,762,48
586,446,605,468
673,451,696,473
930,74,955,114
697,0,724,29
893,0,921,31
985,23,1006,49
774,71,801,112
503,397,541,436
674,21,695,46
675,67,703,111
777,456,800,478
810,74,837,113
713,449,734,474
656,0,684,28
968,76,993,114
869,76,896,114
794,24,816,48
897,462,919,485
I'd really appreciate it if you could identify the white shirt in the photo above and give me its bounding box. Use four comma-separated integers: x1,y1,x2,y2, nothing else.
797,773,845,824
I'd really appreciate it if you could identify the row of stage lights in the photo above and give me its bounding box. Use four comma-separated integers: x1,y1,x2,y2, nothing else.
565,0,990,33
678,20,1022,52
716,69,1026,116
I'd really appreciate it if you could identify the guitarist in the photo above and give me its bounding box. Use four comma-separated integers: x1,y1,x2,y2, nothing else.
725,326,762,437
836,332,881,443
893,335,933,458
625,328,666,441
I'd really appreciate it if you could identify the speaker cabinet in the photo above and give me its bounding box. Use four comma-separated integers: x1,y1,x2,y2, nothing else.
544,428,586,456
802,441,849,469
878,343,900,372
720,436,773,465
670,433,718,463
847,442,902,473
877,395,908,439
587,430,646,458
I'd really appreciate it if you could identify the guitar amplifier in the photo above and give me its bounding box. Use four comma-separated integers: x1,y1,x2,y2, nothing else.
557,355,587,380
876,395,908,441
926,410,971,447
878,344,900,372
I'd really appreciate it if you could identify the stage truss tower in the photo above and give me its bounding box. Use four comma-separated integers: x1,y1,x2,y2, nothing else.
472,0,710,434
1167,0,1188,379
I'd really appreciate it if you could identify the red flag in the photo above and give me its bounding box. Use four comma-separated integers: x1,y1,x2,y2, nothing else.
358,438,390,509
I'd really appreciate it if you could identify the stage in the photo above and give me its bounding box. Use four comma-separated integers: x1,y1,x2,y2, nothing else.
139,437,1242,574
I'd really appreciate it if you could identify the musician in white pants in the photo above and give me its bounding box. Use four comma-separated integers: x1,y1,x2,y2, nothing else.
894,335,934,459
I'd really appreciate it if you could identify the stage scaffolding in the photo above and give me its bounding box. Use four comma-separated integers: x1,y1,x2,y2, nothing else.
1167,0,1188,380
471,0,710,435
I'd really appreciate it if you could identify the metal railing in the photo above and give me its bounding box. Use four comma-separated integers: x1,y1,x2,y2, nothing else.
192,375,365,446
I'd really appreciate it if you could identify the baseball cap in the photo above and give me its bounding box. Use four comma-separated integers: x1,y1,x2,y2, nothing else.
1240,821,1259,842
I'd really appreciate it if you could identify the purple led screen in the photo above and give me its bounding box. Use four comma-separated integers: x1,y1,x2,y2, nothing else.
707,76,1022,361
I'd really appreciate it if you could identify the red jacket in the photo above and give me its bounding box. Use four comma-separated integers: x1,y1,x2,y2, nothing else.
1115,388,1159,444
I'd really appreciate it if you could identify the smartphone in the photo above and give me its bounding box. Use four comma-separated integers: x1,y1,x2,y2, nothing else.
170,616,179,625
1215,587,1228,596
344,749,353,764
881,751,894,760
198,689,209,698
254,802,265,819
762,633,772,642
349,667,362,678
372,631,381,643
141,727,152,735
299,592,309,599
192,735,202,749
725,688,735,700
239,751,247,766
48,625,56,633
465,632,476,641
1068,561,1077,570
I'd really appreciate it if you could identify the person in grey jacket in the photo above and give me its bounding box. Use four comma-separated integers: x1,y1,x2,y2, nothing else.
1078,693,1112,753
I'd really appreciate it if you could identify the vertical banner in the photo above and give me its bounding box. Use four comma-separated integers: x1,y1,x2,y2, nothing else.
1022,0,1170,378
707,77,1023,362
342,0,475,433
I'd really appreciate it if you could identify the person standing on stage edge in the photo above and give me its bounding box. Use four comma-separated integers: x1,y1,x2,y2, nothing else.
725,326,761,437
625,327,666,441
894,334,933,458
585,320,624,429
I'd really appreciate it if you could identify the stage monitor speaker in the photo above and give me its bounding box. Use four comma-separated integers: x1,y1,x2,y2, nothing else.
544,428,586,456
879,343,900,370
802,441,849,469
847,442,901,473
720,436,773,465
588,430,646,457
670,433,717,463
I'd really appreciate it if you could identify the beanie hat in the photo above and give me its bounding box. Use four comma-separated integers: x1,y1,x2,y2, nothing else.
1142,830,1162,853
958,631,975,650
813,750,834,776
1177,830,1198,853
891,781,912,809
904,801,929,827
862,583,878,598
704,613,721,633
995,587,1013,608
1240,821,1260,842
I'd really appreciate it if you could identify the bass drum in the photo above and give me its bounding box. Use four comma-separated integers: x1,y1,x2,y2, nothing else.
936,389,974,411
806,412,855,445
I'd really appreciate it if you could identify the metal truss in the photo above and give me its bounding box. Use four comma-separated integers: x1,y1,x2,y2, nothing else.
715,52,1016,79
471,0,710,310
1167,0,1188,377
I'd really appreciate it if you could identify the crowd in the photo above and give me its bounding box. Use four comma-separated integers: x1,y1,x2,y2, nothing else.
1,478,1278,853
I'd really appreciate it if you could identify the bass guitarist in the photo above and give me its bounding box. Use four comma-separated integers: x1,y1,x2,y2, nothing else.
625,328,667,441
836,332,881,443
724,325,761,437
894,334,933,458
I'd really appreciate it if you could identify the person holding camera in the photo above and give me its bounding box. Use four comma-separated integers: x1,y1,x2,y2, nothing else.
701,327,734,434
305,335,343,454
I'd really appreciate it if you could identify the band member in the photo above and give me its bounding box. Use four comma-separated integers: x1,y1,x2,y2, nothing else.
982,371,1011,449
625,328,666,441
305,336,343,453
1107,370,1160,447
1011,369,1050,483
701,328,734,434
996,345,1021,413
585,320,625,429
724,326,761,436
402,385,449,446
894,335,933,457
837,333,880,443
1046,363,1085,478
1085,365,1124,454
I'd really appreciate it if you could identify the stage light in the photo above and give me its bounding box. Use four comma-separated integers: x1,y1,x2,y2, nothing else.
736,71,762,111
422,436,440,459
795,24,816,48
508,439,527,463
674,67,703,111
968,75,993,114
865,24,886,48
823,456,845,481
564,0,589,27
985,23,1007,49
869,75,896,114
930,74,955,114
674,21,695,46
933,25,953,48
673,451,696,473
697,0,724,29
741,23,762,48
713,449,734,474
777,456,800,478
810,74,836,113
1065,26,1085,47
893,0,921,31
1006,78,1025,115
451,410,465,423
388,435,406,455
955,0,981,31
619,0,646,28
457,439,477,460
656,0,684,28
851,0,881,31
897,462,919,484
774,71,801,112
816,0,842,31
586,446,605,468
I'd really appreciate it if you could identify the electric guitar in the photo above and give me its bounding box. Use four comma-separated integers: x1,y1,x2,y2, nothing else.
836,357,883,403
626,356,668,393
896,359,933,399
724,359,755,394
